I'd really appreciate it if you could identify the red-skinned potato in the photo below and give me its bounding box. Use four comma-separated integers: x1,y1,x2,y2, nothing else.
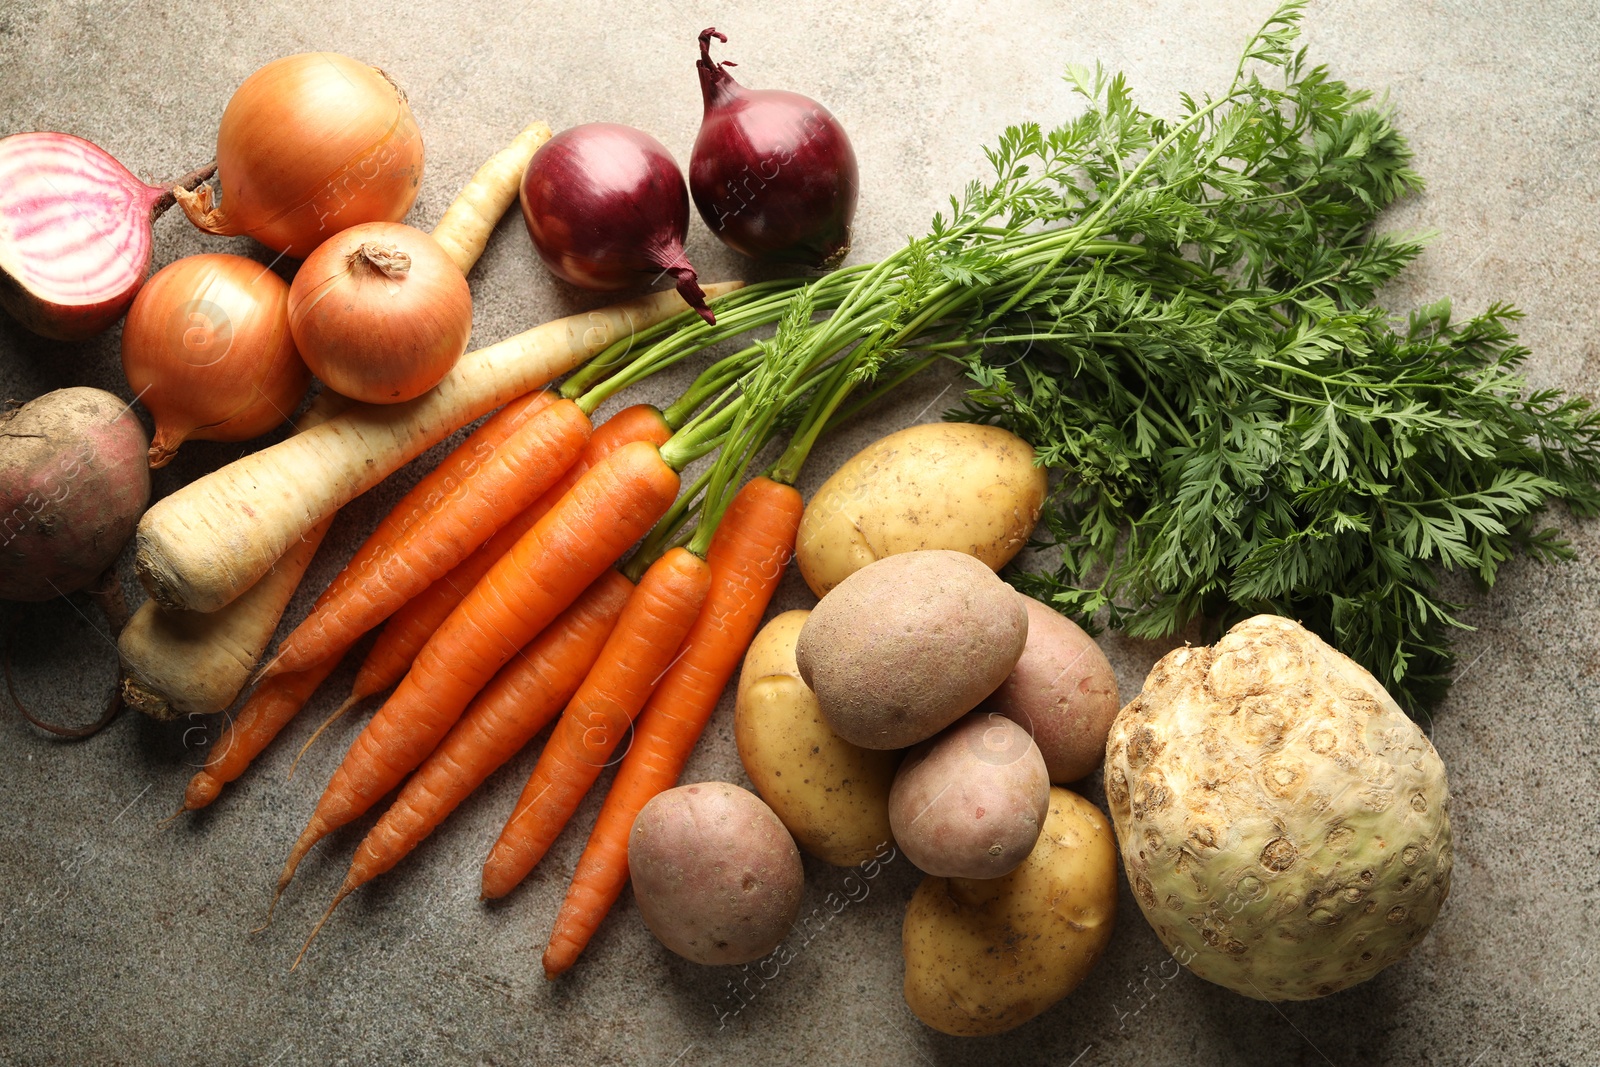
0,388,149,601
889,712,1050,879
981,594,1120,783
629,781,804,965
795,550,1028,750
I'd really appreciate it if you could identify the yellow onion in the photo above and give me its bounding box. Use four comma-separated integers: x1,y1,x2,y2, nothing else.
121,254,311,467
288,222,471,404
175,53,424,258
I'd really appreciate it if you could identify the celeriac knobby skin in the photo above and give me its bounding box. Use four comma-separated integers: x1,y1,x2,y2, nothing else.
1104,614,1452,1001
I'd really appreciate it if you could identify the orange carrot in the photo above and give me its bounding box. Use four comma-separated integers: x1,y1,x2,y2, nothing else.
275,440,683,898
479,547,712,897
539,476,802,975
181,652,348,811
336,390,555,594
292,572,636,962
337,405,673,715
262,398,593,678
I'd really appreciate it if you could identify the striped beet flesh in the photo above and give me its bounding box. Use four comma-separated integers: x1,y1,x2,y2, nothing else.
0,133,213,341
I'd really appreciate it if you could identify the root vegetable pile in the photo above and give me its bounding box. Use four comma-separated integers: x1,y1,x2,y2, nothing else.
13,0,1588,1047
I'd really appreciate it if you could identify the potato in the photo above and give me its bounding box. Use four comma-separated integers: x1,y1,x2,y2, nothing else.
981,594,1120,783
890,712,1050,879
902,787,1117,1036
0,387,150,602
736,610,898,866
796,422,1047,597
795,550,1027,749
629,781,805,966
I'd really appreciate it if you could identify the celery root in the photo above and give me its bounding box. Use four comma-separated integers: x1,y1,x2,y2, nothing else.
135,284,742,613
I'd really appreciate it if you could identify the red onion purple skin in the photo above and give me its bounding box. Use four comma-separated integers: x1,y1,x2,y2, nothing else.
690,30,859,269
519,123,713,324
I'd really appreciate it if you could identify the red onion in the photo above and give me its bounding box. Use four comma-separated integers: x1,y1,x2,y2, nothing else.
520,123,714,324
0,133,213,341
690,28,859,269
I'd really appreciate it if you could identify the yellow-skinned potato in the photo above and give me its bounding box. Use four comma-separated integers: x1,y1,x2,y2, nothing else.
902,787,1117,1036
736,610,899,866
796,422,1047,597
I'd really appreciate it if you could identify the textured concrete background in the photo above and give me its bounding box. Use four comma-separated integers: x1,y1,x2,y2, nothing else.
2,1,1598,1064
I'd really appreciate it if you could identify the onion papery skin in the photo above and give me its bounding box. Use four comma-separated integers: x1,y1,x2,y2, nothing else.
0,133,211,341
176,53,424,259
689,30,858,268
519,123,714,324
120,253,310,468
288,222,472,404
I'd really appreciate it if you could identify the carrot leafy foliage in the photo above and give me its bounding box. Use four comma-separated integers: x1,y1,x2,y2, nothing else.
937,2,1600,708
577,2,1600,711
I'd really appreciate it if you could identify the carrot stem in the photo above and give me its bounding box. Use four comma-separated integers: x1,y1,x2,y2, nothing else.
622,464,715,584
561,279,804,402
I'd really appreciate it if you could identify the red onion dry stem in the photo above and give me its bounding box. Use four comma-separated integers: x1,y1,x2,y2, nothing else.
0,133,214,341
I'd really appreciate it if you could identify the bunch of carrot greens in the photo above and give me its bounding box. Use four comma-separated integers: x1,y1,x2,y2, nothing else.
563,0,1600,712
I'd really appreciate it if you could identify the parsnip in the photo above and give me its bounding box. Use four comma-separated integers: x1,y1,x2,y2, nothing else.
120,393,348,719
135,283,742,613
431,122,552,276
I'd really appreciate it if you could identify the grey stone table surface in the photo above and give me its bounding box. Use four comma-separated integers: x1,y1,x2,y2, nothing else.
1,1,1597,1064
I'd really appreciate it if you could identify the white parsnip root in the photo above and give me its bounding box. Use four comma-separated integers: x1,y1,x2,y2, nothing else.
431,121,553,275
135,283,743,613
119,393,349,719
